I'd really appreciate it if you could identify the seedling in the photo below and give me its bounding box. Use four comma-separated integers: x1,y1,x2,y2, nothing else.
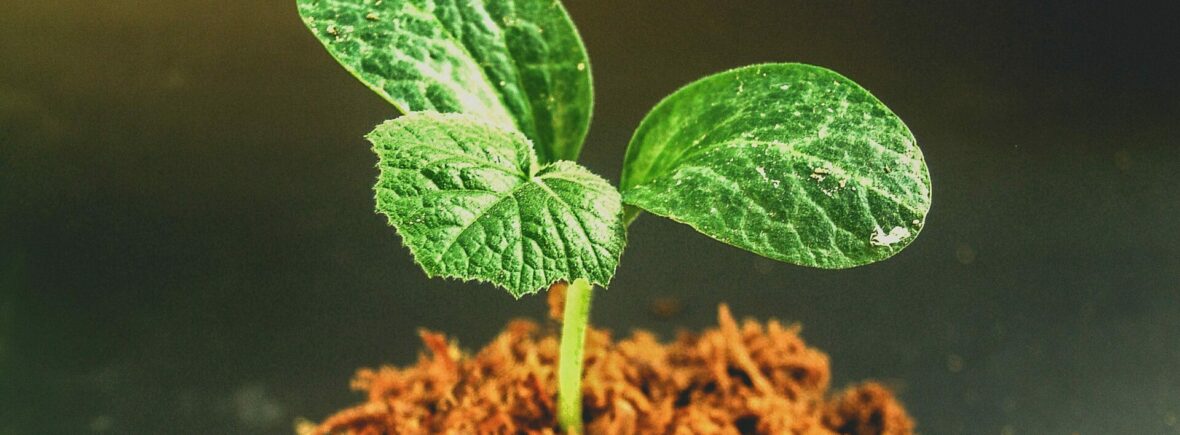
297,1,931,433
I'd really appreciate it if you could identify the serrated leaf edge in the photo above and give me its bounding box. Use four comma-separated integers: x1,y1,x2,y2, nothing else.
369,112,623,298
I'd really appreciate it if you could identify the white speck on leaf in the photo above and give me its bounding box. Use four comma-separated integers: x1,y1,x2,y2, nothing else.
755,166,767,179
576,62,586,71
870,226,912,247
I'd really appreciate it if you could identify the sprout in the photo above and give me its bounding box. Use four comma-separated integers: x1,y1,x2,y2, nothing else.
297,1,931,432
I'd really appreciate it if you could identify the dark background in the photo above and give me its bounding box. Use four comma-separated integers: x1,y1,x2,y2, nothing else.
3,1,1179,434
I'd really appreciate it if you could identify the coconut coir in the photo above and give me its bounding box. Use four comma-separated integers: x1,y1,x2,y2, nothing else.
302,287,913,434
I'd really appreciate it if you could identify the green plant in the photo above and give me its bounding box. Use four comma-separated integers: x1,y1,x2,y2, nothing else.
297,1,931,432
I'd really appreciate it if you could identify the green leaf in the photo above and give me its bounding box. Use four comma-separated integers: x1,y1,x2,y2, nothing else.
297,0,593,164
370,112,624,297
620,63,931,269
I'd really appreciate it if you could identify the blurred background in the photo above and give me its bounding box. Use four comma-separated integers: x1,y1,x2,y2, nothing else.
2,1,1179,433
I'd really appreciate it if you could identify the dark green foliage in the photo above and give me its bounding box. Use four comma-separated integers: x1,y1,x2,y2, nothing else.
621,64,930,268
297,0,593,164
299,1,931,291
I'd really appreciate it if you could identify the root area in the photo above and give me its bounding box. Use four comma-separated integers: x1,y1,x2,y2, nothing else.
302,300,912,435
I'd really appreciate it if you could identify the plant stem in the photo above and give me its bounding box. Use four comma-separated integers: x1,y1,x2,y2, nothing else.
557,278,593,434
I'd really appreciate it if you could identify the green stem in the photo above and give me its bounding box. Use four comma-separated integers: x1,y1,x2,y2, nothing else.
557,278,593,434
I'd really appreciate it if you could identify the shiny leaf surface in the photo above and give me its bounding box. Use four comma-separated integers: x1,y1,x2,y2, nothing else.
621,63,931,268
298,0,593,163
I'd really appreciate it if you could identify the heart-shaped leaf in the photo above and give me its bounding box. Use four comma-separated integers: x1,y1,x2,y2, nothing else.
621,63,931,269
371,112,624,297
298,0,593,164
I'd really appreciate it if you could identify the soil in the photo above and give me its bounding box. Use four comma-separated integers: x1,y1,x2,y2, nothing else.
300,286,913,434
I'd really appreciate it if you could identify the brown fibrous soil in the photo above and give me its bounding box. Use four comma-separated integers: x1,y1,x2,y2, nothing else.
301,287,913,435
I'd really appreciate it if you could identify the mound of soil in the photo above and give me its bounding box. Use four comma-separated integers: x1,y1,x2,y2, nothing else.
301,289,913,434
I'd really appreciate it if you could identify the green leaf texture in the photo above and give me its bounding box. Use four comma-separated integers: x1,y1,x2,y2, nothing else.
297,0,593,164
621,63,931,269
370,112,624,297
